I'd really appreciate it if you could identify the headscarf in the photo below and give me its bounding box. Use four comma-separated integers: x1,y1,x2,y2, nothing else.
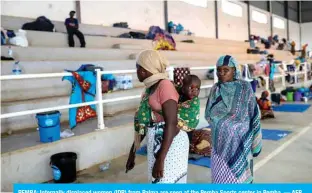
136,50,169,88
216,55,241,80
206,55,242,113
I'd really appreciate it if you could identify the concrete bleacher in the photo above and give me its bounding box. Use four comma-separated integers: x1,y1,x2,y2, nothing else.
1,15,306,191
1,16,298,133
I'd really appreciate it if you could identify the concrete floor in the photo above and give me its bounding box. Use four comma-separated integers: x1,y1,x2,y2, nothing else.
75,100,312,184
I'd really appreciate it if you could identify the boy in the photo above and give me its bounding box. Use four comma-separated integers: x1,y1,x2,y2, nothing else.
65,11,86,48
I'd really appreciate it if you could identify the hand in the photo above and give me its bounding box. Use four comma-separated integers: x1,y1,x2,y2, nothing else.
152,157,164,179
125,151,136,173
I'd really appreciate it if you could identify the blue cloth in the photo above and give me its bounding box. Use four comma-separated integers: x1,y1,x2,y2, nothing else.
63,71,96,129
262,129,292,141
188,157,211,168
269,63,276,80
272,104,311,113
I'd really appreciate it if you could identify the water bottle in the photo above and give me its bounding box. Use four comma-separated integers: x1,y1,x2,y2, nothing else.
12,61,22,75
99,162,110,171
8,46,13,58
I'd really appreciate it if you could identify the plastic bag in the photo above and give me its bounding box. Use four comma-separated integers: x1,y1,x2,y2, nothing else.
9,29,28,47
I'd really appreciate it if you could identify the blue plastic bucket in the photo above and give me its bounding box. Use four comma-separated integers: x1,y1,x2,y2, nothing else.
36,111,61,128
39,125,61,143
36,111,61,143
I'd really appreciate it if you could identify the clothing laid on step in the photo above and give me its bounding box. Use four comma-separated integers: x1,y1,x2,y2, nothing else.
65,18,86,47
63,71,97,129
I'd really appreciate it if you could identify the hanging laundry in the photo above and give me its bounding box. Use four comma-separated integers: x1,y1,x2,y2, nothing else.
63,70,97,129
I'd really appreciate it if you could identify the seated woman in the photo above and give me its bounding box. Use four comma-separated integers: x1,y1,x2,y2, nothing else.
177,75,212,157
257,91,275,120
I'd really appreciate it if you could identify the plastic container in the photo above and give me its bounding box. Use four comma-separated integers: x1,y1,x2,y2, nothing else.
36,111,61,128
294,91,302,102
36,111,61,143
39,125,61,143
286,92,294,102
12,61,22,75
50,152,77,183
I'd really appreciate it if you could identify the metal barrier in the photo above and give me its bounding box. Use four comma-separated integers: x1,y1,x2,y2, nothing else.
0,63,309,130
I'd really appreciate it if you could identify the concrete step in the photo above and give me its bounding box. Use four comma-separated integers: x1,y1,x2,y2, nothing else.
1,79,215,134
1,46,135,61
1,45,272,63
1,59,215,102
1,60,220,75
1,119,134,192
112,44,145,50
1,15,139,37
1,86,144,134
130,51,263,61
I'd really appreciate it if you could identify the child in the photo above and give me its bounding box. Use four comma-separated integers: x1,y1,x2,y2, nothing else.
177,75,212,157
257,91,275,120
176,75,201,133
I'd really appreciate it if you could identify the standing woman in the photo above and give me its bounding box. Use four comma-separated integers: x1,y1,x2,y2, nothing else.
126,50,189,183
205,55,262,183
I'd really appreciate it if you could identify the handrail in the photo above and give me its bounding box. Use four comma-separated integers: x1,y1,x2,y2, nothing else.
0,62,309,131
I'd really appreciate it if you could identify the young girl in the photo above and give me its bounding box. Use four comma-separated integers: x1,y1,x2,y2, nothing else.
257,91,275,120
177,75,212,157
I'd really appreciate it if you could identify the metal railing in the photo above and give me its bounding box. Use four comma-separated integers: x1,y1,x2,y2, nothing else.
0,62,309,130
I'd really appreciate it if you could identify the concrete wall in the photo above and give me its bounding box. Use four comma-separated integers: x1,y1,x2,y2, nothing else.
80,1,165,31
301,22,312,52
272,14,287,40
250,6,270,38
167,0,215,38
0,0,75,22
288,20,300,50
217,0,248,41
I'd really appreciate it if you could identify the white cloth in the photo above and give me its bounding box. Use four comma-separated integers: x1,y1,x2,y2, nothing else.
147,124,189,183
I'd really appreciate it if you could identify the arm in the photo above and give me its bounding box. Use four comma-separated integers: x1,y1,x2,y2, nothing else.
157,99,179,160
75,19,79,29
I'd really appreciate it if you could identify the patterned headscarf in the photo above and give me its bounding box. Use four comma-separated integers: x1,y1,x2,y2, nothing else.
216,55,241,80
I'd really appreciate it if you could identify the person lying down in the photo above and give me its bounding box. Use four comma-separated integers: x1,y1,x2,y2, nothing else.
177,75,212,158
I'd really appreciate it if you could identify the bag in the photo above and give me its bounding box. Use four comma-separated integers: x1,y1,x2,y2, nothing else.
129,32,146,39
9,29,28,47
113,22,128,28
174,67,190,87
102,80,110,93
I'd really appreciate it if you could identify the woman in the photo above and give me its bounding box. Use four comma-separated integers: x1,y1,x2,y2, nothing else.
126,50,189,183
257,91,275,119
205,55,262,184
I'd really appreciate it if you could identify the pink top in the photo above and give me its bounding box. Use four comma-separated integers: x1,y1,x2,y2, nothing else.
148,79,179,122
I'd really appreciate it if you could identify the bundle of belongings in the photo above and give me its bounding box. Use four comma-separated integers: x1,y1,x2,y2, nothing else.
22,16,54,32
113,22,128,28
280,86,312,102
146,26,176,50
246,47,268,55
1,28,28,47
117,31,146,39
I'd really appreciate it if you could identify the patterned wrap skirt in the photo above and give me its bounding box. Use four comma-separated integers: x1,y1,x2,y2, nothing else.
147,122,189,183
